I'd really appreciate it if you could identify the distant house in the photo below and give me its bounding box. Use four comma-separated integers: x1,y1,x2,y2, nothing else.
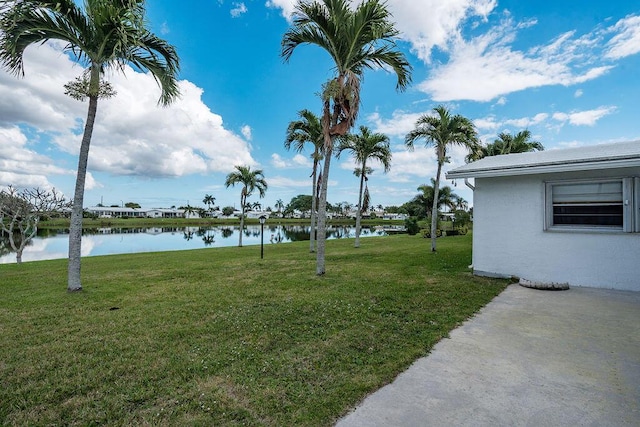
383,213,407,221
88,207,191,219
446,140,640,291
88,206,146,218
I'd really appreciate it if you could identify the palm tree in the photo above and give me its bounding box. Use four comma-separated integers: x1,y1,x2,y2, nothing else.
285,109,324,252
417,179,462,218
275,199,285,217
224,165,267,247
337,125,391,247
203,194,216,211
181,205,198,218
467,130,544,161
406,105,479,252
282,0,411,275
0,0,180,291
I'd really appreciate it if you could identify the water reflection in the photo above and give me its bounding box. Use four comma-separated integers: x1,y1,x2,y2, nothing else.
0,224,386,264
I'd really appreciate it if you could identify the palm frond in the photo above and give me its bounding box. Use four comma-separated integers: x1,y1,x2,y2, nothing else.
0,0,179,104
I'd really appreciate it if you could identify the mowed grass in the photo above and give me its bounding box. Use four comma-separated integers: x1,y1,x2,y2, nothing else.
0,234,508,426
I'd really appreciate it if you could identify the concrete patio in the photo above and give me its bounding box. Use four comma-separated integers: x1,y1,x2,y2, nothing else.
337,284,640,426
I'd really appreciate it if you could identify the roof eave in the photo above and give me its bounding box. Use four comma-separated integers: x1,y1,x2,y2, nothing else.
446,157,640,179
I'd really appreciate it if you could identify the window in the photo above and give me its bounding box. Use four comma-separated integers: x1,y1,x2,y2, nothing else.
545,178,637,232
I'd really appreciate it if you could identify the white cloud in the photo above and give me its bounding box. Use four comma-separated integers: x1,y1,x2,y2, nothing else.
552,106,616,126
367,110,424,137
386,146,435,183
474,116,500,131
0,126,72,191
495,96,507,106
0,41,256,179
385,0,496,62
267,2,638,103
292,154,311,167
387,143,472,185
267,175,311,188
271,153,287,168
271,152,312,169
605,15,640,59
230,2,248,18
419,14,615,101
266,0,497,58
504,113,549,128
241,125,252,140
0,40,84,132
473,108,614,136
574,89,584,98
265,0,296,21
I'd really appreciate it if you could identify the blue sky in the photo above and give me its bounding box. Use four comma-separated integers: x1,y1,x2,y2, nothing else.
1,0,639,211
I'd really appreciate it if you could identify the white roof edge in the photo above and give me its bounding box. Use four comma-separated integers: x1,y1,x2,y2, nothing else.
447,157,640,179
446,141,640,179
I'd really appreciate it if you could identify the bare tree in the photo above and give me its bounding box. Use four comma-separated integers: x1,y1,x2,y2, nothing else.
0,186,70,263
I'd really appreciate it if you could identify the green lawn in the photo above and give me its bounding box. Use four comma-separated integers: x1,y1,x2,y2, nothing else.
0,234,508,426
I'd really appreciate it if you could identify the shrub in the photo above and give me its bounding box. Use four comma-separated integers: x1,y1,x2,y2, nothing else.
404,217,420,235
420,228,442,238
446,228,468,236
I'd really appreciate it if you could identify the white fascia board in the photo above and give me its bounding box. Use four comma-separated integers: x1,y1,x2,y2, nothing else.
446,157,640,179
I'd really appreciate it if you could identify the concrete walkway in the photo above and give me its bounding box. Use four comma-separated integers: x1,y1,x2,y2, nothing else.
337,285,640,426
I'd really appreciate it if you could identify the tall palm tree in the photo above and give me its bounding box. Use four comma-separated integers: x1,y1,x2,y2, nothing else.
203,194,216,211
337,125,391,247
285,109,324,252
282,0,411,275
467,130,544,161
0,0,180,291
406,105,479,252
224,165,267,247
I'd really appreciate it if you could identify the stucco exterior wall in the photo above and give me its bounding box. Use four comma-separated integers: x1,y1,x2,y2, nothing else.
472,168,640,291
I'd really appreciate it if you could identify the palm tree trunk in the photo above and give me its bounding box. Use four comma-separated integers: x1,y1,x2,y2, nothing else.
68,87,99,291
309,158,318,253
354,163,366,248
316,142,332,275
430,162,443,252
238,194,245,247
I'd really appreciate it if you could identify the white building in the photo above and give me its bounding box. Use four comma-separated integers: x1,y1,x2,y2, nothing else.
88,206,186,218
447,140,640,291
382,213,408,221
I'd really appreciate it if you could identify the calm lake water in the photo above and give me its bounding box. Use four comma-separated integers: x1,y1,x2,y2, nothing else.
0,224,390,264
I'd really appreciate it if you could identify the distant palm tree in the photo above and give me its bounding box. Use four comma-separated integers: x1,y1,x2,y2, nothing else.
337,126,391,247
282,0,411,275
182,205,198,218
224,166,267,247
467,130,544,161
417,179,463,217
275,199,285,217
285,109,324,252
0,0,180,291
406,105,479,252
203,194,216,211
341,202,353,217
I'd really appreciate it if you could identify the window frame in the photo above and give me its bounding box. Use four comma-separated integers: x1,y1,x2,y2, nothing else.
544,177,636,233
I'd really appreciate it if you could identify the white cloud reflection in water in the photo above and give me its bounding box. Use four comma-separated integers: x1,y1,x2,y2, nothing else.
0,225,386,264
